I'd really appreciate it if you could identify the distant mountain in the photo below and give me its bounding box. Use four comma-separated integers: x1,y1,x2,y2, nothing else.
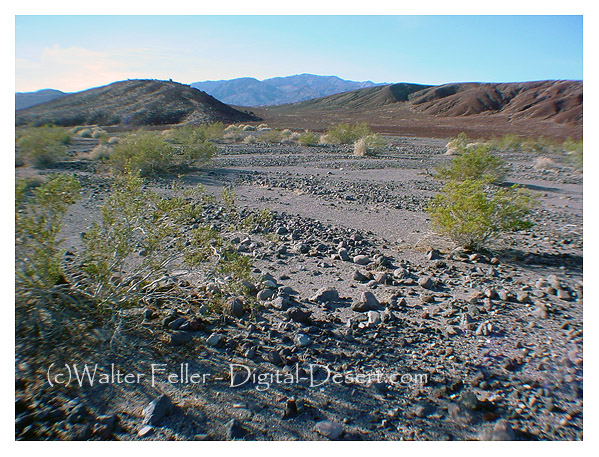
15,79,259,127
15,89,68,110
191,73,384,106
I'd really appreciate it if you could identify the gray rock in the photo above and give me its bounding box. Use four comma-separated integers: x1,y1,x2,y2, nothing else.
353,270,370,283
338,248,351,261
557,288,571,301
418,276,434,290
257,288,276,301
287,307,311,324
206,333,221,347
227,297,245,318
352,291,380,312
265,349,283,366
225,418,247,440
367,311,381,326
353,255,371,265
271,296,290,310
392,267,409,279
427,249,441,260
311,287,339,303
170,331,193,346
294,333,311,347
142,394,174,426
314,420,344,440
490,419,516,440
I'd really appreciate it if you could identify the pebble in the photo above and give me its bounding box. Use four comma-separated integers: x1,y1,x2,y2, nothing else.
353,255,371,265
314,420,344,440
206,333,221,347
142,394,174,426
170,331,193,345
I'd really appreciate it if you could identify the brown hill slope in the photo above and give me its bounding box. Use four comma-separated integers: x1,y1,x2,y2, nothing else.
255,80,582,140
15,79,260,127
409,80,582,125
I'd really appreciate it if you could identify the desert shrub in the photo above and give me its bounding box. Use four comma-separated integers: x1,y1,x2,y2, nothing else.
298,131,320,146
92,128,107,139
427,179,535,251
78,128,93,138
16,174,81,291
261,129,289,143
110,130,175,176
243,135,258,144
90,144,112,162
436,144,506,183
16,125,72,167
223,125,245,142
445,132,471,155
563,138,583,171
326,122,372,144
168,125,218,168
81,175,252,308
258,124,270,131
487,133,523,151
242,125,256,131
534,156,557,170
353,134,387,156
107,136,120,145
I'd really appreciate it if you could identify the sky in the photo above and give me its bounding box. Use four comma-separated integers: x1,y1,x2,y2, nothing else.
14,14,583,93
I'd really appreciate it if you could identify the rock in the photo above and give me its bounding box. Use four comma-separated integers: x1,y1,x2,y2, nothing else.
516,291,531,303
461,391,480,410
283,398,298,419
353,255,371,265
143,309,156,320
257,288,276,302
288,308,311,324
265,349,283,366
206,333,221,347
227,297,245,318
367,311,381,326
271,296,290,310
170,331,193,346
353,270,371,282
311,287,339,303
225,418,247,440
557,288,571,301
294,333,311,347
138,425,154,437
142,394,174,426
168,317,187,330
392,267,409,279
338,248,351,261
352,291,380,312
418,276,434,290
490,419,516,440
447,403,474,424
93,414,117,439
314,420,344,440
547,274,562,290
427,249,441,260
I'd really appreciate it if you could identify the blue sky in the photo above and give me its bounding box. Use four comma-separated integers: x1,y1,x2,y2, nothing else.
15,15,583,92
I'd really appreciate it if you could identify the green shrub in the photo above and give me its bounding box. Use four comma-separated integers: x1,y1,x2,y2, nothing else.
78,128,93,138
168,125,219,168
16,125,72,168
15,174,81,290
298,131,320,146
110,130,175,176
353,134,387,156
82,175,251,308
261,129,289,143
326,122,372,144
427,179,535,251
436,144,506,183
563,137,583,171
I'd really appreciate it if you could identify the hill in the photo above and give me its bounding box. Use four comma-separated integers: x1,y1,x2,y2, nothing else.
191,73,383,106
15,89,68,110
254,80,582,140
15,79,259,127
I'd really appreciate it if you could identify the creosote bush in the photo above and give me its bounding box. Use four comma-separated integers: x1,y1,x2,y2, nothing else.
16,125,72,168
298,131,320,146
427,179,535,251
16,174,81,290
436,144,506,184
326,122,372,145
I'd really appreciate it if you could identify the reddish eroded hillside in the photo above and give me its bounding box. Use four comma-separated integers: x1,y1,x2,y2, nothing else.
409,80,582,125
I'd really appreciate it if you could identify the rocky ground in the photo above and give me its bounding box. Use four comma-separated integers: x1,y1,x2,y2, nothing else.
15,137,583,440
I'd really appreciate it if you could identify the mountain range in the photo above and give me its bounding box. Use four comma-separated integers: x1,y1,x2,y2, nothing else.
191,74,383,106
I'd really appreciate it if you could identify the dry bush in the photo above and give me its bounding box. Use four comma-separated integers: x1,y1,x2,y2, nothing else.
353,134,387,156
534,156,557,170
